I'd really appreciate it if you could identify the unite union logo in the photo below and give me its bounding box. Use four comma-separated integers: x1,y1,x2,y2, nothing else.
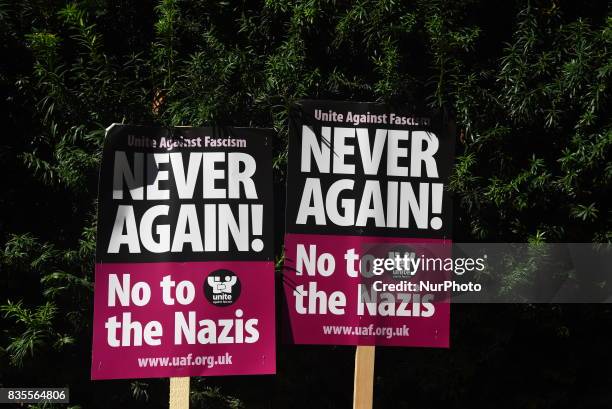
204,269,241,306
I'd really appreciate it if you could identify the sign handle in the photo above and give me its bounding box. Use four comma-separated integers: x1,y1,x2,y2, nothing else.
353,346,375,409
169,377,190,409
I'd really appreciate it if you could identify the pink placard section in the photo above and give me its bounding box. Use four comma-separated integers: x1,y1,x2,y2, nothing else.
282,233,450,347
91,261,275,380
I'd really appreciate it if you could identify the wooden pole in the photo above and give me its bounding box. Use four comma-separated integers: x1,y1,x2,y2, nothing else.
353,346,375,409
169,377,190,409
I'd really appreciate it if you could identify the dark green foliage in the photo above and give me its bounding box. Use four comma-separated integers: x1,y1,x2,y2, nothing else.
0,1,611,408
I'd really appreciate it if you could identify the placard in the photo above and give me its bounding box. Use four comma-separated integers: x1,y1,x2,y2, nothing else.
282,100,454,347
91,125,275,379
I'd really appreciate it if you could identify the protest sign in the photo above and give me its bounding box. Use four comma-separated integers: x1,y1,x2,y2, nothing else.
282,100,454,347
91,125,275,379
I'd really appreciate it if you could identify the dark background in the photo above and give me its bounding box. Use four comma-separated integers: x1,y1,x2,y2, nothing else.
0,1,611,408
